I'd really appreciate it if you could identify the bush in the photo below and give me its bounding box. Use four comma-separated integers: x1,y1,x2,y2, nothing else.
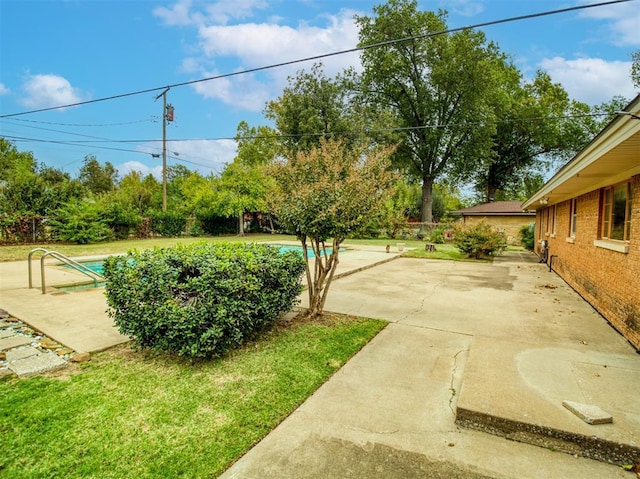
429,227,445,244
102,242,306,359
49,200,113,244
520,222,535,250
453,222,507,259
150,210,187,236
100,201,142,240
197,213,237,235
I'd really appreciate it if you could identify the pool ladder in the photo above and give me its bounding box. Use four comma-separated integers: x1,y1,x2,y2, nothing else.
28,248,105,294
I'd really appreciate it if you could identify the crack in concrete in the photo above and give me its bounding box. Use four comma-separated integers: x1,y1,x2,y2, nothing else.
347,425,401,435
400,262,457,323
448,348,467,416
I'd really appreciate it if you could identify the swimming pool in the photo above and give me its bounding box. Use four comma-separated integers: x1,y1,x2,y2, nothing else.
64,244,343,276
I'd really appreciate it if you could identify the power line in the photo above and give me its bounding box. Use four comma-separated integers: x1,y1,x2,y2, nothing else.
3,111,616,145
0,0,633,119
1,134,220,171
5,117,156,127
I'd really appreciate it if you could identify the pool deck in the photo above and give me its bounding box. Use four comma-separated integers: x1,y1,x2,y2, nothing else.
0,243,403,353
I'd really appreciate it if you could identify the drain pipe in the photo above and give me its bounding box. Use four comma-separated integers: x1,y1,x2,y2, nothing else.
549,254,558,272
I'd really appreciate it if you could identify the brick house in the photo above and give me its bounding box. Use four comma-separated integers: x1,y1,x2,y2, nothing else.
522,94,640,351
451,201,535,245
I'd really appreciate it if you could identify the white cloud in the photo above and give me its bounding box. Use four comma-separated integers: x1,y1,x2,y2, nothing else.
197,11,360,73
20,74,84,109
203,0,268,25
154,0,199,26
154,0,268,27
172,138,237,172
190,10,361,108
0,83,9,95
578,1,640,47
192,70,271,112
156,1,361,110
539,56,635,105
437,0,485,17
116,161,164,180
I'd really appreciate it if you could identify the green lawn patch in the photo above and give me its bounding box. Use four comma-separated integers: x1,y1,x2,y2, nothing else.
0,234,296,262
0,314,386,478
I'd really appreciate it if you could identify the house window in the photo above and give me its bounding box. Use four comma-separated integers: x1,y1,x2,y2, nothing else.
569,199,577,237
546,205,556,236
601,181,632,241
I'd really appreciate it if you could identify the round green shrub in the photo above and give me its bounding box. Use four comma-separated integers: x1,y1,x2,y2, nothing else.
453,222,507,259
102,242,306,359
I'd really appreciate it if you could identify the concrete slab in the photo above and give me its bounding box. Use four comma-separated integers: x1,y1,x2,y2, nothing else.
223,251,637,477
8,351,67,377
455,337,640,464
563,401,613,425
0,329,16,339
0,259,129,352
6,346,41,361
0,335,33,351
221,323,628,479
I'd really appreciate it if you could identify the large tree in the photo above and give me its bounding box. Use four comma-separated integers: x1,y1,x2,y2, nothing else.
264,63,362,154
268,138,396,316
78,155,118,195
213,122,280,235
356,0,500,222
475,70,594,202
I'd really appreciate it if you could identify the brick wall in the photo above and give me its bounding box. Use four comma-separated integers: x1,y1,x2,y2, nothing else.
535,175,640,350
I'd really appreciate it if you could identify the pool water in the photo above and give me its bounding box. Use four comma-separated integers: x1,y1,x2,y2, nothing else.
65,245,344,276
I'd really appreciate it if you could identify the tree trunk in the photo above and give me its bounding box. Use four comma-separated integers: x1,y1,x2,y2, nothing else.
238,213,245,236
421,177,434,223
487,184,497,203
305,237,341,317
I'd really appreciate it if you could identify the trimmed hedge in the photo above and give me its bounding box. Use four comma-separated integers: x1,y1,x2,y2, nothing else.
103,242,306,359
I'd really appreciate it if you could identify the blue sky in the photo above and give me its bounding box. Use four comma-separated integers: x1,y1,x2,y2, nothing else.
1,0,638,180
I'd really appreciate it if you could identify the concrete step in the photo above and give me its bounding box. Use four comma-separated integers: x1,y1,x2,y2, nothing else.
455,336,640,466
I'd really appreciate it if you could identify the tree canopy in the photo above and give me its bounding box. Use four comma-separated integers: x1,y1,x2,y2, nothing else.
356,0,501,221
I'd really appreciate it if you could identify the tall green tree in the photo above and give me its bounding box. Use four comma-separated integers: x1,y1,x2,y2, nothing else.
268,138,397,316
475,70,593,202
264,63,361,154
210,122,280,235
356,0,500,222
78,155,118,194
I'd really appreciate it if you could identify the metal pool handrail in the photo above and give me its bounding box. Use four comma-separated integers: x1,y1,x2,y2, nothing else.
28,248,104,294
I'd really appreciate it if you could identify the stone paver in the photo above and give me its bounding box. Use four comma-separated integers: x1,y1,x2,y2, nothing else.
6,346,41,361
8,351,67,377
0,335,33,351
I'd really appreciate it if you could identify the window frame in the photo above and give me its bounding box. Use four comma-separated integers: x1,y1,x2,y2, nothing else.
569,198,577,238
600,181,632,242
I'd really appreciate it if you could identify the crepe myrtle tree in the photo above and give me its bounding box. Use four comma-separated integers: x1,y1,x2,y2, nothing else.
268,138,397,317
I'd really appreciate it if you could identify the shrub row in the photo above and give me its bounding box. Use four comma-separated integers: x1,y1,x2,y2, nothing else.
103,242,306,359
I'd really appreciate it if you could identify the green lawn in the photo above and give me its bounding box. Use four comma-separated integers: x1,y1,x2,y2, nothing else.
0,234,296,262
0,314,386,479
1,235,521,263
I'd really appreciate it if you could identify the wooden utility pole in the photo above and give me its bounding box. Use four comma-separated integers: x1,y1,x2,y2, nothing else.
155,87,170,211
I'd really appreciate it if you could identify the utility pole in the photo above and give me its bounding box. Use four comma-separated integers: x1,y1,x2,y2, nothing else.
154,87,171,211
